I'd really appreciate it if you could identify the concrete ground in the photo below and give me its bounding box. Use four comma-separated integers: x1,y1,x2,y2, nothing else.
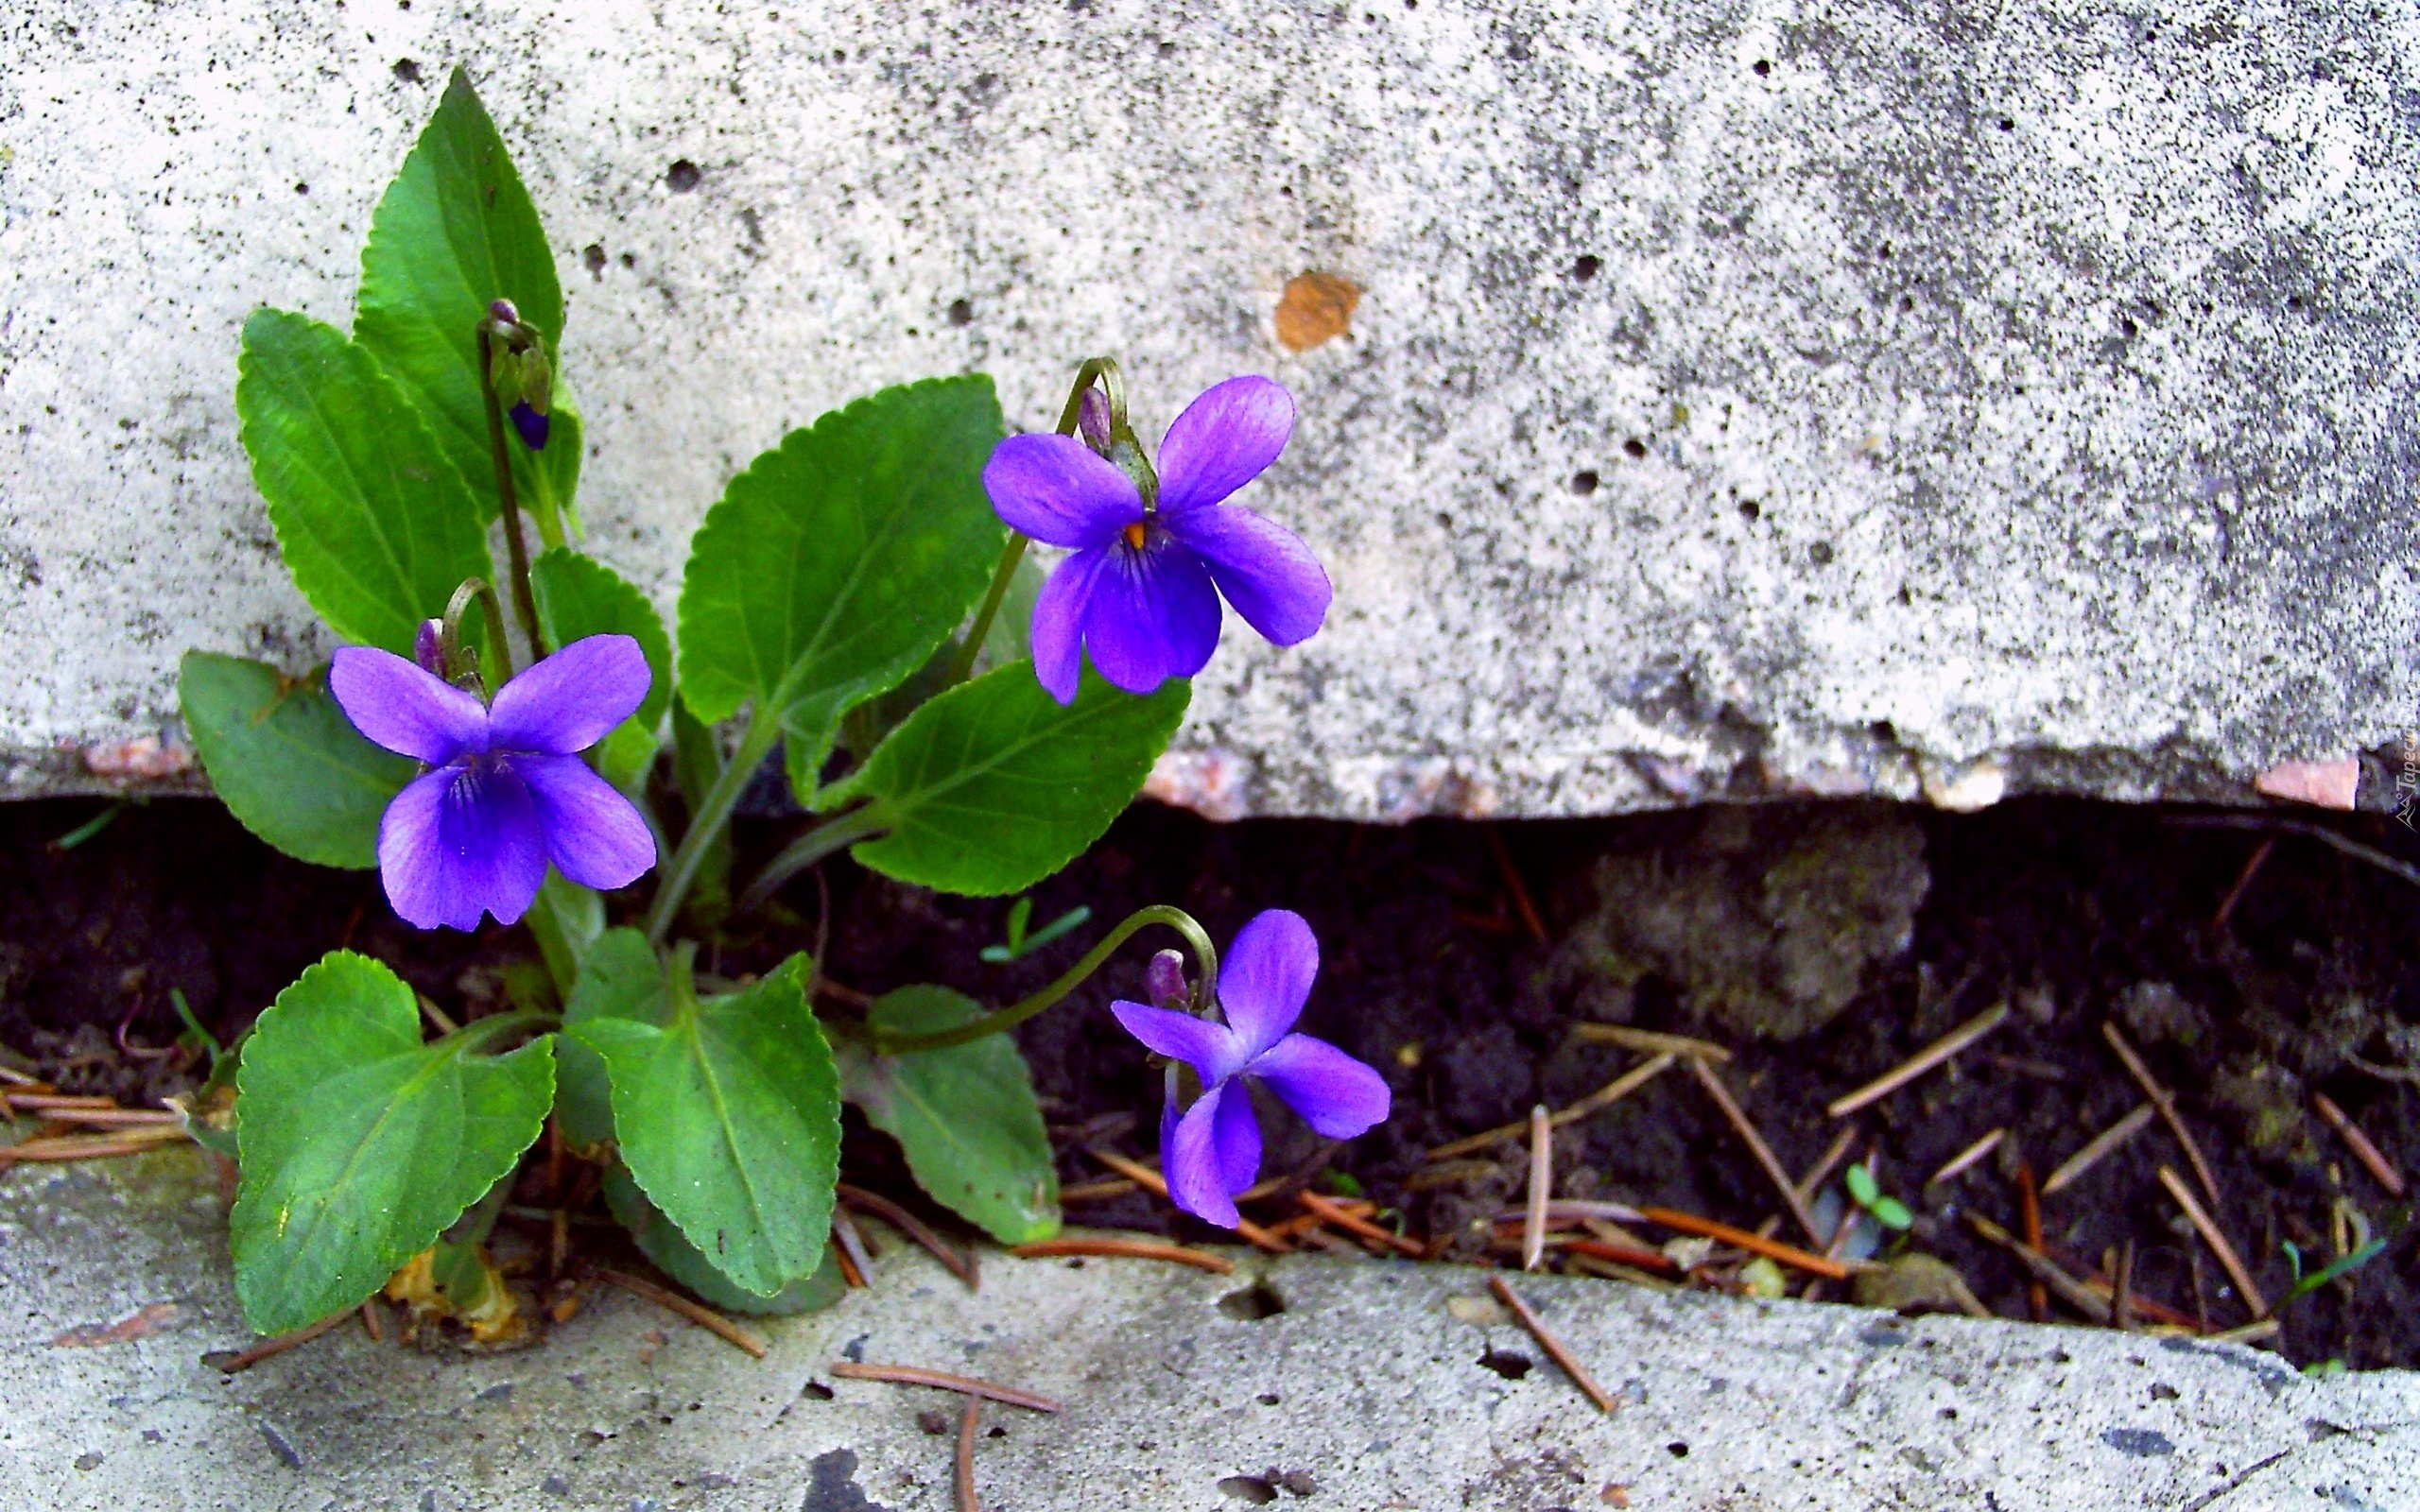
3,1148,2413,1510
5,1,2417,817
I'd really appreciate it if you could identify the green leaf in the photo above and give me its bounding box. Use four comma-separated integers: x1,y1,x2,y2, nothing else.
602,1164,846,1315
179,652,416,869
669,696,735,931
1871,1196,1915,1231
1845,1161,1880,1208
236,309,497,656
676,377,1005,798
354,67,579,532
568,955,841,1295
825,663,1188,896
526,868,606,1003
555,927,666,1153
230,952,554,1334
531,547,673,787
841,986,1059,1245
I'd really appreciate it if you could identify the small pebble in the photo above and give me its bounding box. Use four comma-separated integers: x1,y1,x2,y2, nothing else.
541,1475,569,1496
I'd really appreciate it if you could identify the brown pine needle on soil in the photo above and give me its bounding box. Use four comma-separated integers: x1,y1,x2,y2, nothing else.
1523,1104,1550,1272
2040,1105,2157,1197
839,1183,979,1290
1426,1052,1676,1161
829,1204,876,1288
2208,1318,2283,1347
1298,1191,1426,1257
594,1267,768,1359
2016,1162,2048,1322
1569,1023,1733,1062
2103,1023,2224,1208
5,1092,119,1111
0,1125,188,1164
1926,1127,2007,1189
1487,1274,1619,1414
213,1308,354,1374
1484,826,1549,944
828,1362,1065,1414
1795,1125,1860,1207
1685,1057,1824,1246
956,1393,983,1512
1011,1237,1236,1275
1562,1237,1682,1274
1058,1177,1139,1202
1825,1003,2011,1118
830,1237,867,1290
1084,1147,1291,1253
1966,1213,2112,1324
2311,1091,2406,1197
2156,1166,2269,1319
1637,1207,1852,1280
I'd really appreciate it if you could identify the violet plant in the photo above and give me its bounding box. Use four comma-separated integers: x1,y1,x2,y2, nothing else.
178,71,1386,1337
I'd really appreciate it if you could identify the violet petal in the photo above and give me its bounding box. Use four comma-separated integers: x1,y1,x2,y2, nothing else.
510,402,550,452
1109,1000,1240,1083
511,752,658,891
983,433,1142,548
329,646,489,765
489,635,651,755
377,762,548,931
1250,1033,1392,1139
1160,505,1332,647
1212,1077,1264,1195
1215,909,1319,1057
1028,547,1111,706
1079,535,1220,695
1164,1082,1241,1228
1155,376,1294,516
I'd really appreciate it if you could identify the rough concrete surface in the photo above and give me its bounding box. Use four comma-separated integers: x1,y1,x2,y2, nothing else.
3,2,2416,817
4,1149,2418,1510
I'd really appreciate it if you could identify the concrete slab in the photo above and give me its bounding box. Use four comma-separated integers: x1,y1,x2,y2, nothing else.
3,1,2415,817
4,1148,2415,1510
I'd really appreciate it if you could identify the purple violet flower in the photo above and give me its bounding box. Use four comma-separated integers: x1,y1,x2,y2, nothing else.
330,635,658,932
982,376,1332,705
1111,910,1390,1228
510,402,550,452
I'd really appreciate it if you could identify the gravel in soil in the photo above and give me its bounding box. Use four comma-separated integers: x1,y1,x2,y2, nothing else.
2,794,2413,1368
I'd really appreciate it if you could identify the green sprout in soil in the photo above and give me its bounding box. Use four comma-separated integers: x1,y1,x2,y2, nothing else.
979,897,1093,964
1844,1161,1915,1231
2281,1237,2391,1305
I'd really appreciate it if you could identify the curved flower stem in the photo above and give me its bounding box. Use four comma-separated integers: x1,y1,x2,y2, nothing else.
871,904,1219,1057
643,710,781,944
938,534,1029,690
474,320,548,659
733,806,892,919
441,577,517,686
938,357,1117,692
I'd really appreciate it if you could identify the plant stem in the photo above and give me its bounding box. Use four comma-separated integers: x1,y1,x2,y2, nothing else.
475,322,548,661
447,1008,560,1053
644,710,780,944
937,534,1028,689
733,807,893,919
873,904,1219,1056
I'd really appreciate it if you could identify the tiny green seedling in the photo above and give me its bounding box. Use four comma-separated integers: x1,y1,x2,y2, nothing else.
2281,1237,2390,1304
978,898,1093,963
49,799,129,852
168,988,225,1068
1844,1161,1914,1231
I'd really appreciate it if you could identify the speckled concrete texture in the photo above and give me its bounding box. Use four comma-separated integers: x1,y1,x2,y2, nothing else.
4,1149,2417,1510
3,1,2415,816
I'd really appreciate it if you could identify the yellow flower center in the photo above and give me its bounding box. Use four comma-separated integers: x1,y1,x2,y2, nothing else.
1123,521,1149,550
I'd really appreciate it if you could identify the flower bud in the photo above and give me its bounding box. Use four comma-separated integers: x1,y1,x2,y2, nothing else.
1078,386,1113,455
488,298,522,326
413,619,445,676
1145,949,1189,1009
510,402,551,452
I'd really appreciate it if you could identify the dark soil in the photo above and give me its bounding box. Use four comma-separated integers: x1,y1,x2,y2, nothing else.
5,793,2415,1369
